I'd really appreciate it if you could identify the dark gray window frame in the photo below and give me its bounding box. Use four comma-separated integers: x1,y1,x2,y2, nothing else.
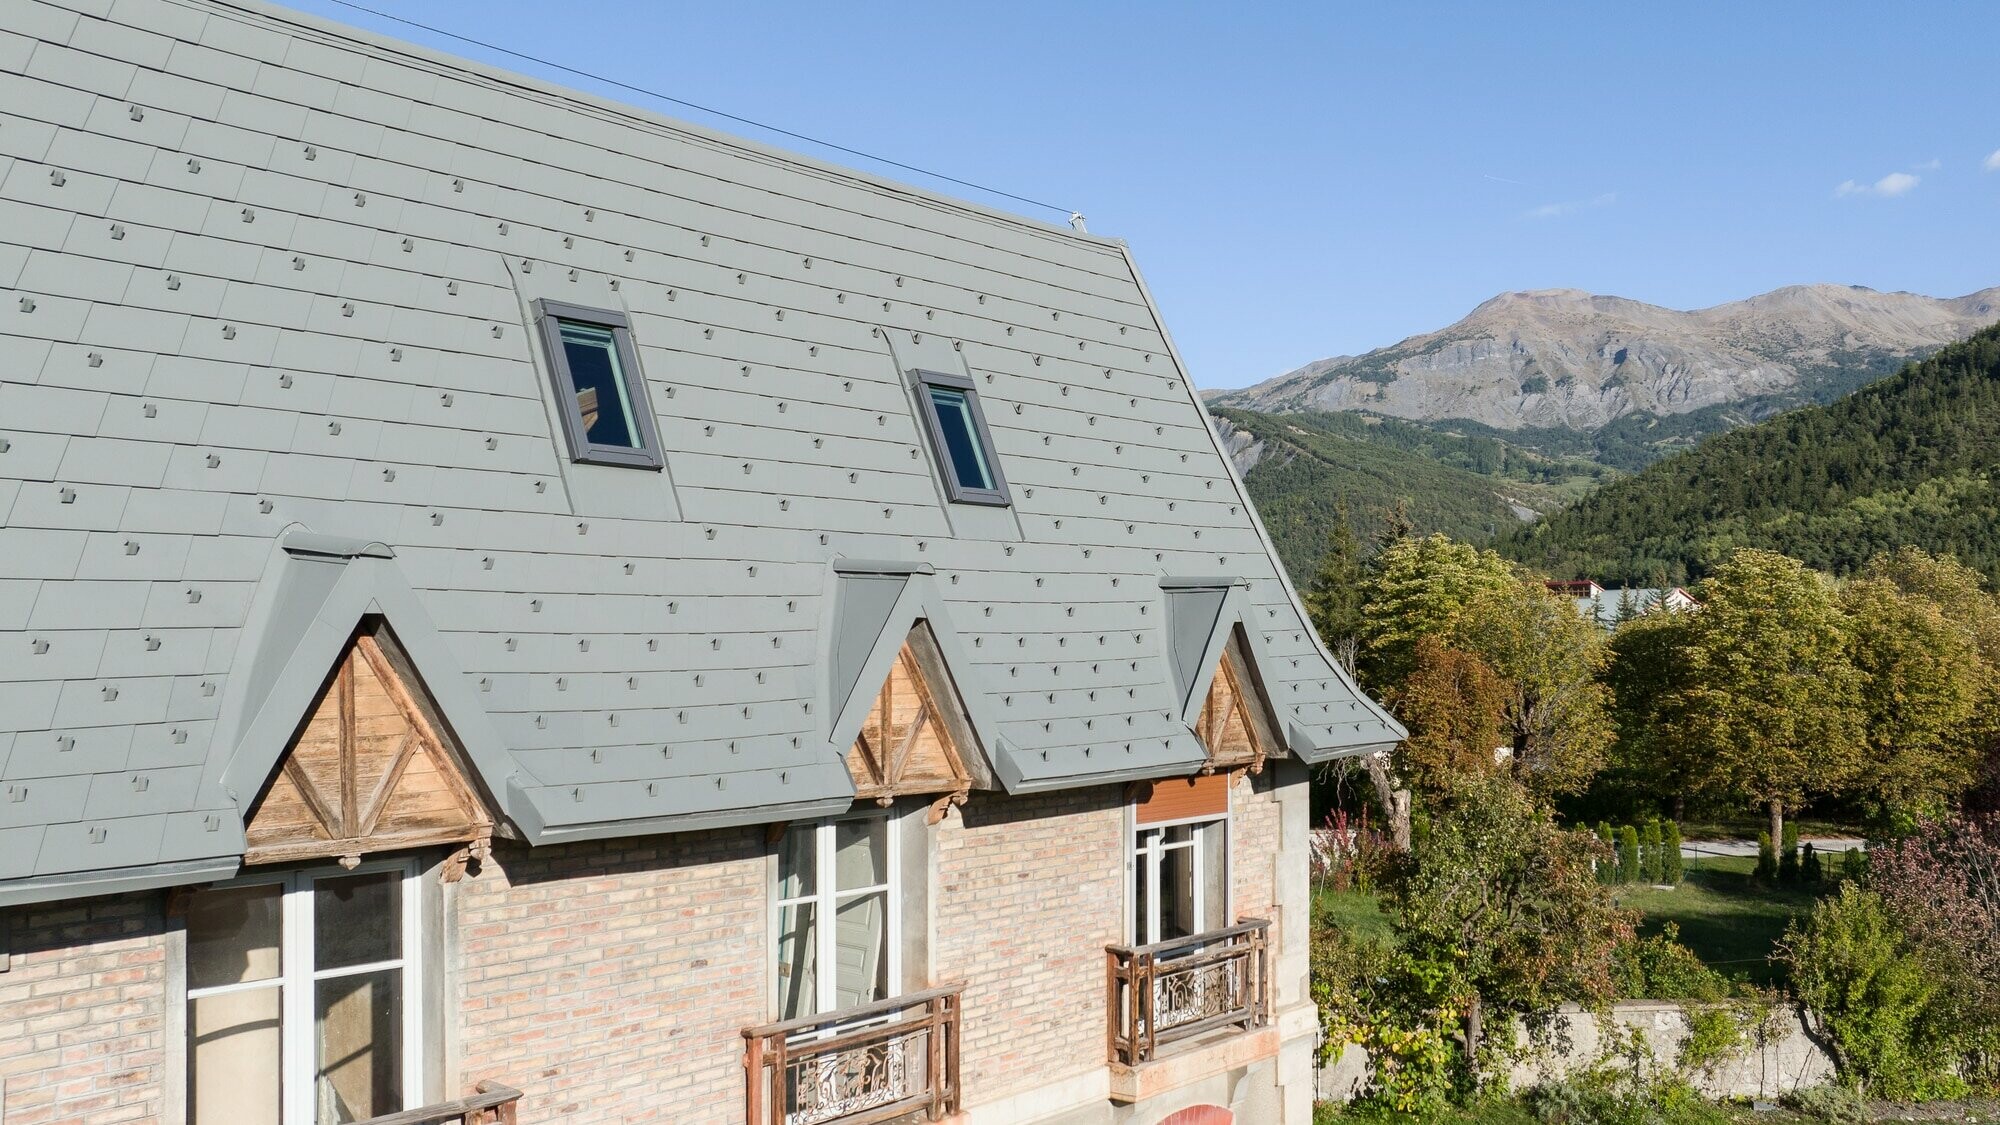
910,369,1010,506
533,298,664,469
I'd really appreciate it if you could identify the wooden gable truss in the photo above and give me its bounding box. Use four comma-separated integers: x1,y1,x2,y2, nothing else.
1194,631,1281,775
845,623,981,821
245,624,493,872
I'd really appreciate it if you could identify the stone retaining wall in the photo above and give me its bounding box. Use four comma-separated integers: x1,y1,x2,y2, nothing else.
1315,1001,1836,1103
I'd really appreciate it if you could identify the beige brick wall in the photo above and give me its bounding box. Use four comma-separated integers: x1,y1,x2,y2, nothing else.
936,786,1127,1104
0,894,169,1125
0,771,1306,1124
452,829,769,1125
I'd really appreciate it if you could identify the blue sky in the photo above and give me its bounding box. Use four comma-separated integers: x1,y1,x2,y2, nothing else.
289,1,2000,390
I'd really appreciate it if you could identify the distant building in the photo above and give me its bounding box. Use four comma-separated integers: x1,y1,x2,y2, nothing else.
1547,581,1699,626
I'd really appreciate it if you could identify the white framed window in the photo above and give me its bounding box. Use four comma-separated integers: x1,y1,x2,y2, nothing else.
1132,815,1229,945
774,814,901,1020
184,857,425,1125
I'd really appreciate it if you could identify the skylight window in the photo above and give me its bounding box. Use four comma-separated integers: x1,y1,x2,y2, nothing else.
912,369,1010,506
533,299,663,468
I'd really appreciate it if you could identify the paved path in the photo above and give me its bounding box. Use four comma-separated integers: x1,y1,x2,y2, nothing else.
1680,836,1867,859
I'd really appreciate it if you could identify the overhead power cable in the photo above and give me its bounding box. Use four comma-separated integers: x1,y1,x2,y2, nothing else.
320,0,1078,219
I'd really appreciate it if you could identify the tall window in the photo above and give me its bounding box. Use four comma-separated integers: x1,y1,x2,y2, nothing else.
533,299,663,468
1133,817,1228,945
911,369,1009,506
774,816,900,1019
185,859,424,1125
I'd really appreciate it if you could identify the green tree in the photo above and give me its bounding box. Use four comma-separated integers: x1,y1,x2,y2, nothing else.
1361,535,1614,801
1662,821,1684,885
1663,549,1864,848
1780,821,1802,884
1601,605,1698,818
1385,772,1631,1082
1358,535,1519,693
1641,819,1663,884
1781,885,1962,1099
1618,824,1641,885
1841,573,1989,816
1755,831,1778,885
1304,503,1367,674
1452,580,1615,799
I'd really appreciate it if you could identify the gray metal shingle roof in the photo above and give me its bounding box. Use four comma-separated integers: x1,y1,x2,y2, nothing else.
0,0,1403,906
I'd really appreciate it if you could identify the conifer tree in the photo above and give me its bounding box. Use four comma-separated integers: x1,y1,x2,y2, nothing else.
1641,820,1663,884
1619,825,1641,885
1663,821,1684,886
1755,831,1778,885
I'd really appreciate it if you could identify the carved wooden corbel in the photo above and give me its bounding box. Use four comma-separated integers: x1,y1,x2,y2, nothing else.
924,788,969,825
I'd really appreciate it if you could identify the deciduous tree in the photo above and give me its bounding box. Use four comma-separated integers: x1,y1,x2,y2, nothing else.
1664,549,1864,847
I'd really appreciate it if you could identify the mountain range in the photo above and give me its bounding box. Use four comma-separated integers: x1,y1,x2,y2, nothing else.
1211,284,2000,464
1207,283,2000,583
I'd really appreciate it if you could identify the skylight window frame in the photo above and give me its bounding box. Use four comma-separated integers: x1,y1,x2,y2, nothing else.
910,368,1011,506
533,299,664,469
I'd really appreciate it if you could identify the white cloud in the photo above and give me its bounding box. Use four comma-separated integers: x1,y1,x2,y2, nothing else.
1835,171,1919,198
1916,158,1942,171
1525,191,1618,219
1985,149,2000,172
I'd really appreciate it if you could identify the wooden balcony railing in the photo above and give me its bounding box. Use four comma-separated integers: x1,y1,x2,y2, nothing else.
742,984,964,1125
355,1081,523,1125
1106,918,1270,1065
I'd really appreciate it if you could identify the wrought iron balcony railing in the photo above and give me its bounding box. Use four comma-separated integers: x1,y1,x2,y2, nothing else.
354,1081,523,1125
742,984,964,1125
1106,918,1270,1065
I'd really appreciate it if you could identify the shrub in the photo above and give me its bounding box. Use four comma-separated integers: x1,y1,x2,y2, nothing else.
1842,847,1866,883
1641,820,1663,884
1801,841,1823,884
1754,831,1778,884
1597,822,1616,883
1662,821,1684,886
1779,883,1963,1099
1779,821,1802,884
1615,923,1732,1002
1780,1084,1868,1124
1619,825,1641,885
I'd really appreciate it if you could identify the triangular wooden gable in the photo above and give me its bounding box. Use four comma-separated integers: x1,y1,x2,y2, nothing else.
1195,632,1279,773
846,623,975,807
245,625,492,867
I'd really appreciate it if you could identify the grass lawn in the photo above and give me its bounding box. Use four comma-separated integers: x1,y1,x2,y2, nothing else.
1313,857,1830,988
1614,856,1825,987
1314,885,1395,945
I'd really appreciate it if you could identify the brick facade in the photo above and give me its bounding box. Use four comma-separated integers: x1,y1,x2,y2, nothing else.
452,830,769,1125
937,786,1127,1103
0,895,170,1125
0,773,1307,1124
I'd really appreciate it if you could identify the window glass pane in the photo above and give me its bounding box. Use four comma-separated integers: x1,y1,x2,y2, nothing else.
835,818,888,891
777,823,817,900
189,986,282,1125
775,901,818,1020
1201,822,1228,932
187,883,283,989
833,891,889,1010
1160,840,1198,941
559,321,641,449
927,386,994,491
315,872,401,970
315,968,403,1123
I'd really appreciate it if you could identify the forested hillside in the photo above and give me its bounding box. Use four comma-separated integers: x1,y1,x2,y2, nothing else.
1499,322,2000,583
1210,406,1604,578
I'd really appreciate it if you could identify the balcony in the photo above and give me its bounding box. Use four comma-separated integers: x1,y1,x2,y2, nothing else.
1106,919,1271,1069
742,984,965,1125
355,1081,523,1125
